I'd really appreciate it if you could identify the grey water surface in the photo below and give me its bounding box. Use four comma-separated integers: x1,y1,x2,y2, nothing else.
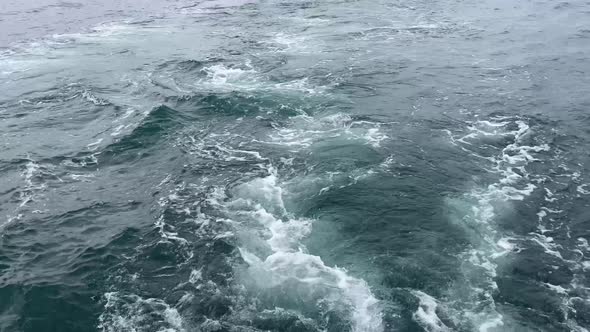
1,0,590,331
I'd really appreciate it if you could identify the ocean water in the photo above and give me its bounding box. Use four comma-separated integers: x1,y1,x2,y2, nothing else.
1,0,590,331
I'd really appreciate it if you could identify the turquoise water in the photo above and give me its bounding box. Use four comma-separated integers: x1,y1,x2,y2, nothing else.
1,1,590,331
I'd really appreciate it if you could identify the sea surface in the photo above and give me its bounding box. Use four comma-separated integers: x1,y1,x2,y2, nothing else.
1,0,590,331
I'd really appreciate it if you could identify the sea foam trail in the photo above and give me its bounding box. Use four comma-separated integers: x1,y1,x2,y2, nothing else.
445,117,549,331
191,61,389,329
219,168,384,332
528,156,590,330
94,50,389,330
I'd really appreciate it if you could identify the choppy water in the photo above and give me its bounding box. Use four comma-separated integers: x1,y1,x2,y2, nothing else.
2,0,590,331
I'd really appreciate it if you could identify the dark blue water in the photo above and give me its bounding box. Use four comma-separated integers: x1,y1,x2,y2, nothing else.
1,1,590,331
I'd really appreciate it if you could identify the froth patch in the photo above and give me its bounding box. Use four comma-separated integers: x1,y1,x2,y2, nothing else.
224,169,384,331
196,62,324,94
443,116,551,331
98,292,184,332
268,113,391,149
411,291,450,332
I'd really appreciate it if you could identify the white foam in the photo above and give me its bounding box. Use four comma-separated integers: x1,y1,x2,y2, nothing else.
537,210,547,222
412,291,450,332
541,207,563,214
81,90,111,106
543,188,557,202
242,249,383,332
60,151,99,168
1,214,22,230
87,138,104,151
222,169,383,331
267,113,390,149
179,132,266,163
157,174,172,188
70,173,96,182
577,184,590,195
110,125,125,136
476,315,504,332
458,119,590,332
5,160,52,222
363,128,389,148
188,269,202,284
530,233,563,259
280,15,330,27
445,117,553,331
536,206,563,223
98,292,184,332
120,108,136,120
578,238,590,252
492,237,519,258
272,32,308,52
155,215,190,246
198,62,322,94
150,184,199,267
544,282,568,294
273,77,322,94
203,63,257,86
